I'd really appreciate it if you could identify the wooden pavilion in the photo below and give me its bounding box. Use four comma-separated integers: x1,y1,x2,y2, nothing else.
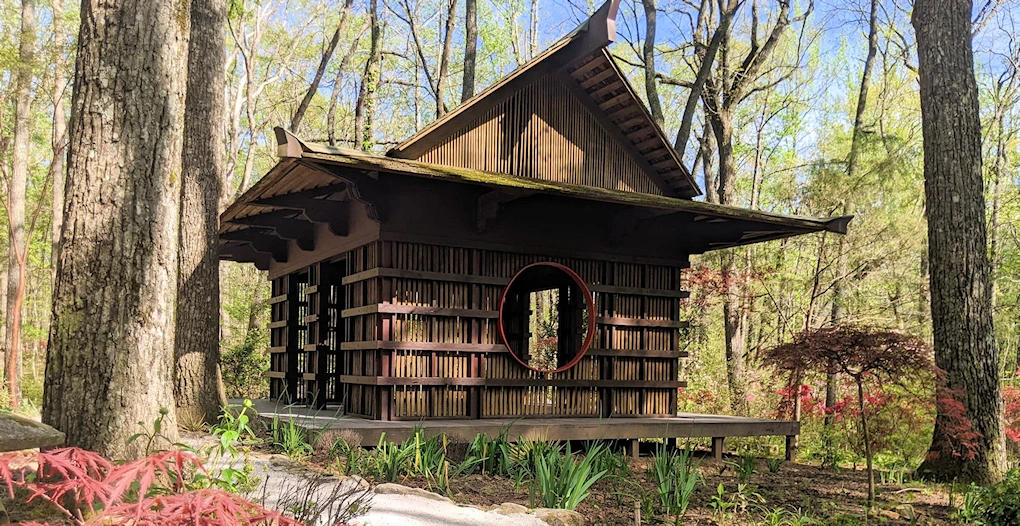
219,0,849,452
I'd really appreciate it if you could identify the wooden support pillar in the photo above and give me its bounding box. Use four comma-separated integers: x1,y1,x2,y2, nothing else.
628,439,640,458
785,435,798,461
711,437,725,460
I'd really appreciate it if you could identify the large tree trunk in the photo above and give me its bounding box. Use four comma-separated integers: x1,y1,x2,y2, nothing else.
176,0,228,425
435,0,458,117
913,0,1006,484
5,0,37,411
461,0,477,102
51,0,68,285
43,0,186,460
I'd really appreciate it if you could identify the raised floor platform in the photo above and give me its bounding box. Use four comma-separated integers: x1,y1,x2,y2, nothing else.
247,399,800,459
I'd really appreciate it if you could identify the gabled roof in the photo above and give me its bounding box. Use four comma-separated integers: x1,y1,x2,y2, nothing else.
386,0,701,199
218,129,850,268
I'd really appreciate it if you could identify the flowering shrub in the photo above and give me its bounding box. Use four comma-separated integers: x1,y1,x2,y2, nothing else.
0,447,300,526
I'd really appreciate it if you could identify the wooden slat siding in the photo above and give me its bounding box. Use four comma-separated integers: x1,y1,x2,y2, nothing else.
285,239,690,420
416,75,664,195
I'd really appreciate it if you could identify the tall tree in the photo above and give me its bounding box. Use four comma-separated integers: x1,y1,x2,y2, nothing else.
176,0,228,425
913,0,1006,484
43,0,187,459
289,0,354,134
355,0,383,150
828,0,880,432
461,0,477,101
5,0,37,411
51,0,68,284
640,0,664,127
701,0,812,413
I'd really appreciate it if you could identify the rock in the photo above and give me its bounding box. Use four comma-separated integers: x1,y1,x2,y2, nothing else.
373,482,455,504
490,502,530,515
867,508,900,522
534,508,584,526
347,475,371,489
0,414,64,452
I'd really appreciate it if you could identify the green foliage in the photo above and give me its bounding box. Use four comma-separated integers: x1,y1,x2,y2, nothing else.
211,399,259,457
767,457,784,473
528,441,608,510
220,328,270,399
649,442,700,518
965,468,1020,525
266,415,313,459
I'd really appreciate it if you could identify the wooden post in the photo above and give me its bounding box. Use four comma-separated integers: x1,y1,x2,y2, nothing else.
711,437,725,460
628,439,640,458
785,435,798,461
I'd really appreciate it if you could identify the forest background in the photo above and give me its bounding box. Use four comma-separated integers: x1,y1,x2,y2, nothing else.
1,0,1019,471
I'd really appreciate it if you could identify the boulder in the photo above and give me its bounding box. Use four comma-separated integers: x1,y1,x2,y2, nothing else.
490,502,531,515
0,414,64,452
373,483,455,504
534,508,585,526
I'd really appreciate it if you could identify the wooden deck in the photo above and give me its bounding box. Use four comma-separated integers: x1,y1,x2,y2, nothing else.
248,399,800,459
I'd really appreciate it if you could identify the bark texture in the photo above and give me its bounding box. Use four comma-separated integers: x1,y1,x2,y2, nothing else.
43,0,186,460
176,0,228,425
912,0,1006,484
461,0,477,102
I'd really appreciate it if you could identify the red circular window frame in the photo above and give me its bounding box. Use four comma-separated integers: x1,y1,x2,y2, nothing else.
497,262,597,374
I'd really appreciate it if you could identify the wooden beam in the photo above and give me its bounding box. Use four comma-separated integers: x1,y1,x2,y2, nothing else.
219,242,270,271
253,184,349,236
220,229,288,263
477,189,535,232
228,211,316,251
300,161,388,222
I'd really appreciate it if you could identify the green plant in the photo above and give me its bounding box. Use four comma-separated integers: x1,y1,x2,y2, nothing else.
266,415,313,459
127,407,178,455
529,441,609,510
708,483,735,516
211,399,258,458
649,442,700,518
966,468,1020,525
371,432,413,482
767,457,784,473
733,451,757,484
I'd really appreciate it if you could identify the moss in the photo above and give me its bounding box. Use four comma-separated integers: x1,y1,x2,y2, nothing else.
302,151,839,232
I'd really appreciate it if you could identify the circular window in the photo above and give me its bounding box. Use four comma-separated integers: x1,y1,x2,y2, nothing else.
497,262,596,374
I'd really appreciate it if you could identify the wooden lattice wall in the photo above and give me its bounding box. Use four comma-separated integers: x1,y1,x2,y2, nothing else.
267,239,688,419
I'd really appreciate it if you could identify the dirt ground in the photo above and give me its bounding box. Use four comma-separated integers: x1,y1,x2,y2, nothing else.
393,452,958,525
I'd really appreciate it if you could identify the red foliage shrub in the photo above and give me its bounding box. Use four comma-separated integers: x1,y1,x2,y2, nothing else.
1004,384,1020,445
0,447,300,526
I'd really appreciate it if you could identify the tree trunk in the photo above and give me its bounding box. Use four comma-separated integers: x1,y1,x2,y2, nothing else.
354,0,382,151
43,0,186,460
326,30,363,146
176,0,228,425
51,0,68,286
913,0,1006,484
289,0,353,134
461,0,477,102
857,379,875,506
828,0,879,431
6,0,37,411
435,0,457,118
641,0,664,127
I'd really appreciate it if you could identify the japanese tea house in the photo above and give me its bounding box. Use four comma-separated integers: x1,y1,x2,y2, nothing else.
219,0,849,447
